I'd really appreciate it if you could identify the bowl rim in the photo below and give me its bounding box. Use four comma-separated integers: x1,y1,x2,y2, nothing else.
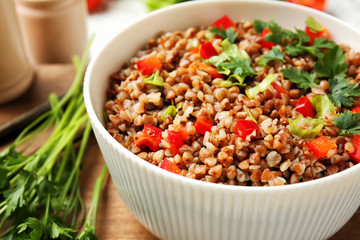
84,0,360,193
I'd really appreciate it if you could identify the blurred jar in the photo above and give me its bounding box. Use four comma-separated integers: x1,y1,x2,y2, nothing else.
14,0,88,64
0,0,33,104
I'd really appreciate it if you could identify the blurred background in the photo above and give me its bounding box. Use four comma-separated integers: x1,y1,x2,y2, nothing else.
87,0,360,56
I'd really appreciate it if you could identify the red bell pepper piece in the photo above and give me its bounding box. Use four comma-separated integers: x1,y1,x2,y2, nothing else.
261,28,275,49
193,61,223,79
160,158,181,175
86,0,106,13
349,135,360,163
195,118,213,135
305,26,330,45
200,42,218,59
235,119,260,140
295,96,315,118
352,106,360,113
165,128,189,154
286,0,326,11
137,56,162,75
306,136,337,158
271,82,289,99
211,15,238,30
135,124,163,152
191,45,200,54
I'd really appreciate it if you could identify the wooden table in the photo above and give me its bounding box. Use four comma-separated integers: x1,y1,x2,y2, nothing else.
0,64,359,239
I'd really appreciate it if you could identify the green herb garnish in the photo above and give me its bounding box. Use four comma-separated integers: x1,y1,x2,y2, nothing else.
305,16,324,33
264,19,290,45
143,70,164,86
245,74,275,99
161,105,181,120
206,39,255,85
310,95,336,119
253,19,267,33
329,77,360,107
257,47,285,67
315,45,347,79
209,26,238,43
333,110,360,135
289,116,324,139
281,67,317,89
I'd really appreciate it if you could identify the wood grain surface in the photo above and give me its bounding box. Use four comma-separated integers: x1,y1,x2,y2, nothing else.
0,64,359,239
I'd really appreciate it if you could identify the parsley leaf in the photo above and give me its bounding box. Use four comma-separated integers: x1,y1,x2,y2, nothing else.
333,110,360,135
264,19,289,45
206,39,255,85
315,45,347,79
281,67,317,89
253,19,267,33
285,36,335,58
329,76,360,107
257,47,285,67
209,26,238,43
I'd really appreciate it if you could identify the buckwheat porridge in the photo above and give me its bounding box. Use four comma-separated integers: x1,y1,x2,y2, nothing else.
104,15,360,186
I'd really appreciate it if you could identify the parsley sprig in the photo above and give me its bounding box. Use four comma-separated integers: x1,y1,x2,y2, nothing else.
206,39,255,86
281,67,317,89
315,45,360,107
0,37,105,239
333,110,360,135
257,47,285,67
209,26,238,43
254,18,336,58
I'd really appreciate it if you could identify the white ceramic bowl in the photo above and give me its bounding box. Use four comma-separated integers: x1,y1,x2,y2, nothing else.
84,1,360,239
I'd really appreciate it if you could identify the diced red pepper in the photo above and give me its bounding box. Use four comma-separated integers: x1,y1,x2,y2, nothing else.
191,61,223,79
261,28,275,49
195,118,213,135
286,0,326,11
271,82,290,99
306,136,337,158
136,56,162,75
135,124,163,152
160,158,181,175
200,42,218,59
165,127,189,154
295,96,315,118
235,119,259,140
86,0,106,13
191,45,200,54
305,26,330,45
349,135,360,163
352,106,360,113
211,15,238,30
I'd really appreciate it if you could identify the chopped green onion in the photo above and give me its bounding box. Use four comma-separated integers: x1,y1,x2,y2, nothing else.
310,95,336,119
305,16,324,33
289,116,324,139
143,70,164,86
161,105,177,120
245,74,275,99
246,108,258,124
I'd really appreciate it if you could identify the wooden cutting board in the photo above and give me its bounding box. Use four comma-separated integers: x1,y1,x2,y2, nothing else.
0,64,358,239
